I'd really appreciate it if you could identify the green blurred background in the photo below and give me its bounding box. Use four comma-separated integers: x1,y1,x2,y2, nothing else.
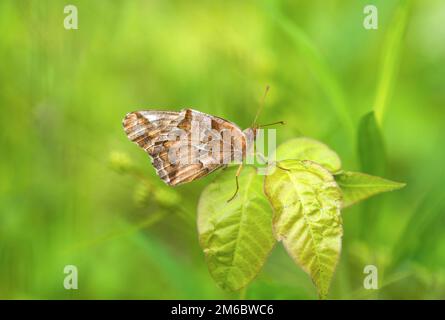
1,0,444,299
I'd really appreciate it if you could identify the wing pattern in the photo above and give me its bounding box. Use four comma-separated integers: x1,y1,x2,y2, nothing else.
123,108,246,186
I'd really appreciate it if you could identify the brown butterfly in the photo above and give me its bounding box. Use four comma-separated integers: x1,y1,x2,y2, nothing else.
122,87,283,201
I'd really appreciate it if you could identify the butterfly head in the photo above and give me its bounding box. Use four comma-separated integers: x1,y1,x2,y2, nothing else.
243,126,258,140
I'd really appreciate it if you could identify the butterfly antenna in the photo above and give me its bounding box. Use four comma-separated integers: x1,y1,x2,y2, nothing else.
252,85,270,129
259,121,286,128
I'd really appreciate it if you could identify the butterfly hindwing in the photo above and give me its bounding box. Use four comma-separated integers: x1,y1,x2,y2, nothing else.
123,108,246,186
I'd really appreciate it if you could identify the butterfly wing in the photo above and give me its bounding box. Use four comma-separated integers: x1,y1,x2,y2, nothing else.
123,108,246,186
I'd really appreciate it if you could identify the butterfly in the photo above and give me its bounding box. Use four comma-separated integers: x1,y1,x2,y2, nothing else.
122,87,284,201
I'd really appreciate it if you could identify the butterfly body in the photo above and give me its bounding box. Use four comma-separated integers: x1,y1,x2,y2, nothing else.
123,108,252,186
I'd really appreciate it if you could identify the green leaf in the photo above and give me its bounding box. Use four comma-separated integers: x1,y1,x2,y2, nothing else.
335,171,406,208
273,137,342,173
264,160,343,299
358,112,386,176
197,166,275,291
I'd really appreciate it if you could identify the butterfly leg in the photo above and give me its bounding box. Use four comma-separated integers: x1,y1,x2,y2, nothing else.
255,152,290,172
227,163,243,203
276,163,291,171
274,160,291,171
255,152,268,165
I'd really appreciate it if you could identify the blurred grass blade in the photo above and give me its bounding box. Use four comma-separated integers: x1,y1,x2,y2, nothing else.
335,171,406,208
358,111,386,176
273,137,342,173
198,166,275,291
128,225,204,297
263,1,354,141
374,0,412,124
264,160,343,299
390,175,445,269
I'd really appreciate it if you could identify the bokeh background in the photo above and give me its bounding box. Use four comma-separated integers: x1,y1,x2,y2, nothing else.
1,0,444,299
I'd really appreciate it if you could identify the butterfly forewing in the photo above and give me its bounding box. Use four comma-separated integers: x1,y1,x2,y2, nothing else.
123,108,246,186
